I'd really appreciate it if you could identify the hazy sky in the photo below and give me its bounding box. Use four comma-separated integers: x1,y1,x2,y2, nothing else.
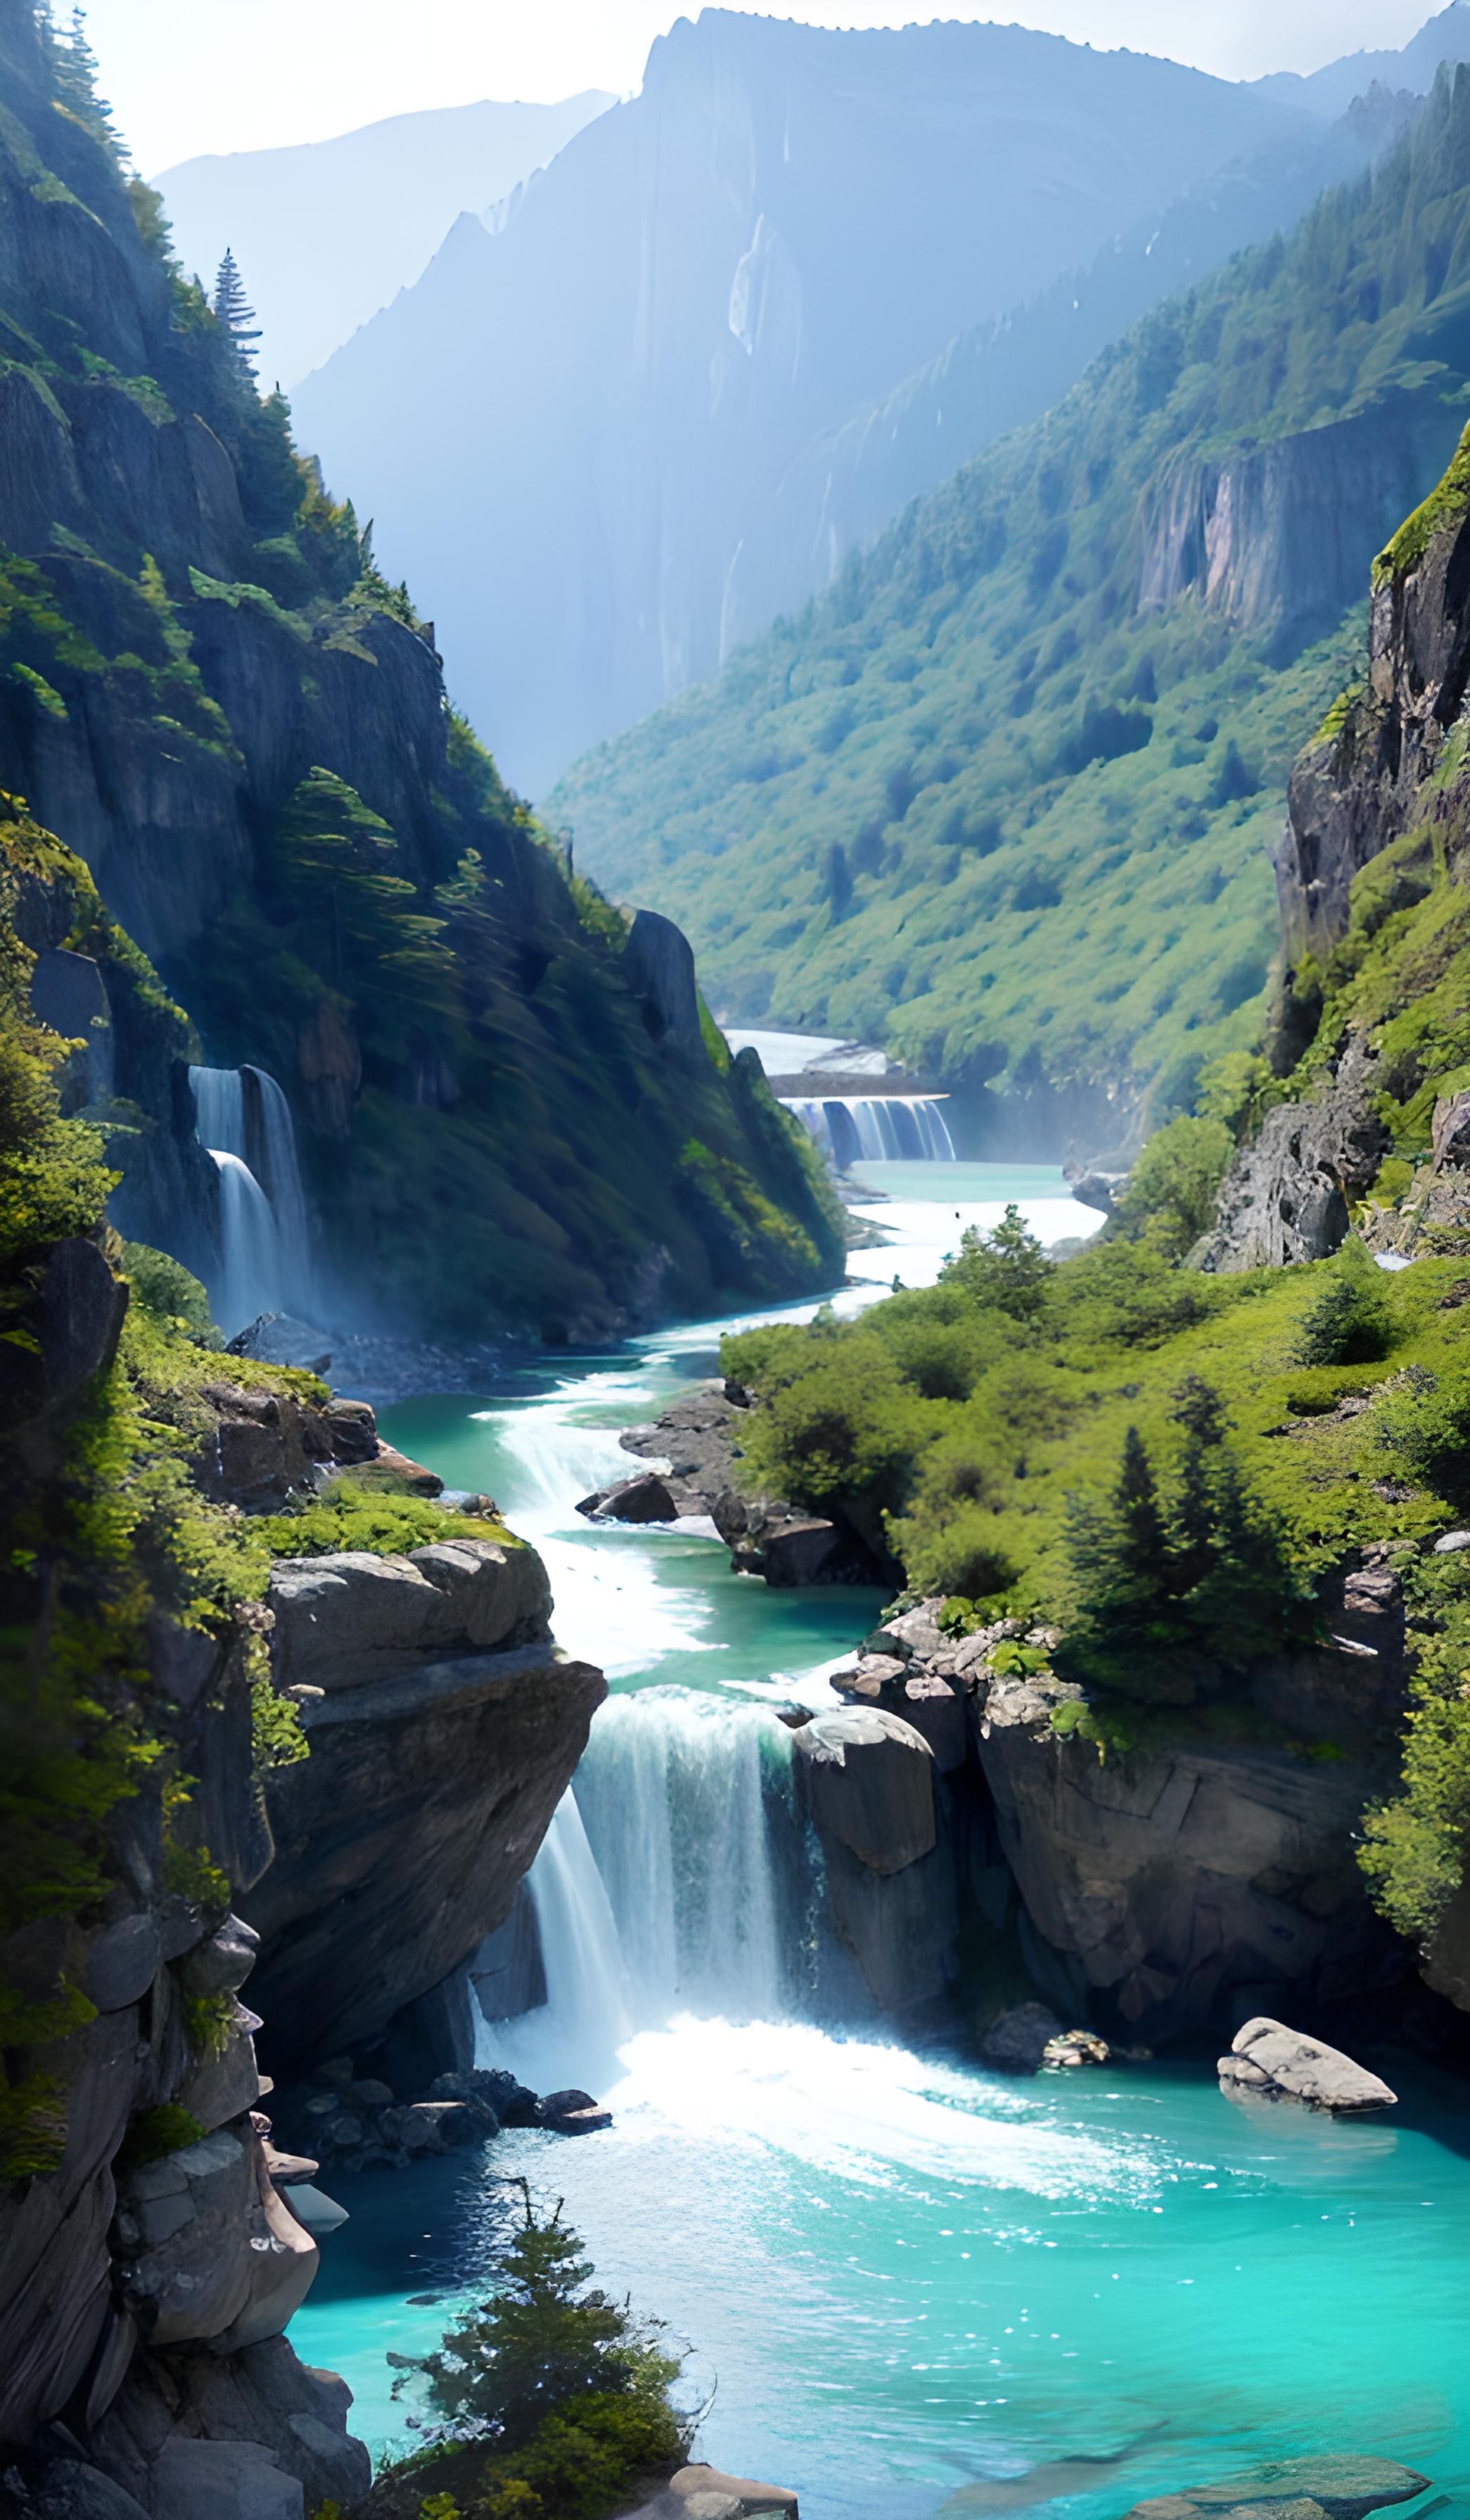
84,0,1437,174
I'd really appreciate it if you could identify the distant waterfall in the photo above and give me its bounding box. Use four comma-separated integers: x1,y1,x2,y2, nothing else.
188,1062,314,1334
781,1094,955,1167
478,1689,800,2088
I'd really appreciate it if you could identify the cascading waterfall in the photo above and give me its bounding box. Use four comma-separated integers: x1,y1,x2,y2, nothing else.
478,1688,800,2088
781,1093,955,1167
188,1062,315,1332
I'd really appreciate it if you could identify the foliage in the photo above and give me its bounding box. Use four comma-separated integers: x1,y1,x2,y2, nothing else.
1358,1550,1470,1943
260,1491,517,1561
938,1203,1053,1320
395,2185,681,2457
722,1211,1470,1636
1375,1365,1470,1510
116,2103,205,2173
1106,1117,1234,1259
1293,1235,1395,1366
1059,1381,1317,1702
1374,415,1470,586
553,77,1470,1114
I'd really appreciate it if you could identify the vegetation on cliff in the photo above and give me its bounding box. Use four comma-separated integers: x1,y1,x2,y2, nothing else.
555,71,1470,1132
724,1211,1470,1671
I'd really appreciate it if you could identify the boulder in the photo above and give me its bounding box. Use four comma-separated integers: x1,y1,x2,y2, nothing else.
39,1237,128,1408
794,1708,936,1874
761,1518,848,1586
93,2337,370,2519
181,1912,261,1998
539,2086,612,2133
980,2002,1066,2075
1123,2456,1430,2520
577,1472,680,1523
30,2464,152,2519
1042,2029,1111,2067
85,1914,162,2013
633,2464,799,2518
622,906,703,1048
1217,2017,1397,2111
267,1540,552,1692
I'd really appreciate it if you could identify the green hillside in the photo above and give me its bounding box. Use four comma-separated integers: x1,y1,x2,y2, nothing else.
554,75,1470,1140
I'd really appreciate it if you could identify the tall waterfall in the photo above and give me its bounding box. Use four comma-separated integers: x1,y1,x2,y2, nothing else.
781,1094,955,1167
478,1689,801,2089
188,1062,314,1333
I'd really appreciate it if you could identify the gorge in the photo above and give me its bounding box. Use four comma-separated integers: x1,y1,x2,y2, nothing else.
4,4,1470,2520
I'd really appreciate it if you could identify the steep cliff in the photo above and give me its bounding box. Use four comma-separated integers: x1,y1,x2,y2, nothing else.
0,816,604,2503
0,0,841,1342
293,8,1314,792
555,72,1470,1150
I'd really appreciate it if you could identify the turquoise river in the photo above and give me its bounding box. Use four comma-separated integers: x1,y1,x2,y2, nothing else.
290,1164,1470,2520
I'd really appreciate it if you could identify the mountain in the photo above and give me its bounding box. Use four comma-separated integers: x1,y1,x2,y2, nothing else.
153,91,613,389
1253,0,1470,115
551,72,1470,1159
291,10,1313,794
0,0,841,1342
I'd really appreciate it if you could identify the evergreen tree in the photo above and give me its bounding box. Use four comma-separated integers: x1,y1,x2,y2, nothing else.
398,2184,679,2451
212,248,262,379
941,1202,1054,1322
48,6,123,161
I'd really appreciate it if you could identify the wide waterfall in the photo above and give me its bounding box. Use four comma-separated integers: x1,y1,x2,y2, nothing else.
478,1688,804,2089
781,1093,955,1167
188,1062,315,1333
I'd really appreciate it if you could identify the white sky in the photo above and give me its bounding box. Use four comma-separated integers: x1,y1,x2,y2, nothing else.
81,0,1436,174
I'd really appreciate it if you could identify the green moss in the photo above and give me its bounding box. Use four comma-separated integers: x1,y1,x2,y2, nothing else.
116,2103,206,2173
1313,683,1362,744
260,1491,518,1559
1373,418,1470,586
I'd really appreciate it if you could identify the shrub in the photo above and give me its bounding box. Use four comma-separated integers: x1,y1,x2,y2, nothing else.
1358,1552,1470,1942
1293,1237,1395,1366
1106,1117,1234,1260
1375,1365,1470,1508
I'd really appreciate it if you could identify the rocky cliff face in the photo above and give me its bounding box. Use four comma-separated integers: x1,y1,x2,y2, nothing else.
1200,420,1470,1273
0,0,842,1343
803,1593,1413,2044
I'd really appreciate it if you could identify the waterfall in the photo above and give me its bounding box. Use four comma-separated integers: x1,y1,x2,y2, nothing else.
781,1094,955,1167
478,1688,799,2088
188,1062,314,1334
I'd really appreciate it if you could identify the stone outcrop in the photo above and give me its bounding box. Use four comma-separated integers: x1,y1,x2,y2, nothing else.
245,1535,603,2070
1189,1036,1385,1273
1217,2015,1398,2111
792,1704,964,2014
618,1380,894,1583
630,2464,800,2519
974,1651,1407,2036
267,1536,550,1692
1123,2456,1430,2520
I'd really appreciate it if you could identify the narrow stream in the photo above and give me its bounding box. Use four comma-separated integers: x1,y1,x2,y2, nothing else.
290,1165,1470,2519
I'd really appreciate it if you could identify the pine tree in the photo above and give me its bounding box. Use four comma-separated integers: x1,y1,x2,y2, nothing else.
49,5,123,162
212,248,262,379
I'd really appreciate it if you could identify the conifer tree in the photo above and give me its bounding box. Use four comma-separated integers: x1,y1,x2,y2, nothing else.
49,5,122,161
212,248,262,379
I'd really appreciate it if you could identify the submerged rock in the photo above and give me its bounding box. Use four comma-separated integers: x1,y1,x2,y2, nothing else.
1123,2455,1429,2520
631,2461,800,2517
1217,2017,1397,2112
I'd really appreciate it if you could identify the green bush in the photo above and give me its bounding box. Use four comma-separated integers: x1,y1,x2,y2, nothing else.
938,1203,1053,1321
1106,1117,1233,1260
1293,1237,1395,1366
1358,1552,1470,1943
1376,1365,1470,1509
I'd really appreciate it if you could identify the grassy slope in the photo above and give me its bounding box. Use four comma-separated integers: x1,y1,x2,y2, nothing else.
553,77,1470,1124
